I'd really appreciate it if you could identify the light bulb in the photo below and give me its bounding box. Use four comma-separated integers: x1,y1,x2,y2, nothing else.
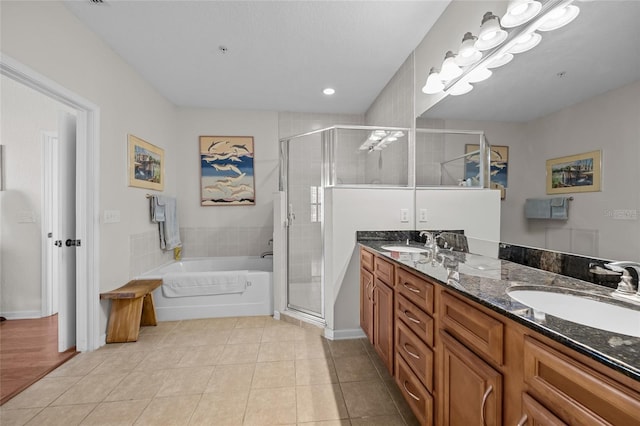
475,12,508,51
422,68,444,94
501,0,542,28
508,31,542,54
537,4,580,31
456,32,483,66
440,51,463,81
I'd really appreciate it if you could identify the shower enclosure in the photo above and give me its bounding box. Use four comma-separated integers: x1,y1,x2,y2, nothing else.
279,125,490,322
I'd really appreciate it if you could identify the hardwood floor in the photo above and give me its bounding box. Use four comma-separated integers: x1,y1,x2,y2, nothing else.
0,314,77,405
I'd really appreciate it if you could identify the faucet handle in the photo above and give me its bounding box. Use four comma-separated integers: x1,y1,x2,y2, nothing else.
605,263,637,295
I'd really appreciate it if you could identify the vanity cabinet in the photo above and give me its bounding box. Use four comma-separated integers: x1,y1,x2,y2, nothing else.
359,266,374,344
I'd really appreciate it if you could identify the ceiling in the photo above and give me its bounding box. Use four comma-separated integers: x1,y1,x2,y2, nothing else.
421,1,640,122
64,0,449,114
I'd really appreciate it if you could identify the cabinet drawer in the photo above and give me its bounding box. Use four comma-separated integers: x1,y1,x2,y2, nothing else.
396,354,433,426
441,291,503,365
523,336,640,425
396,267,434,314
518,393,567,426
396,319,434,392
375,256,394,285
360,248,374,272
396,293,434,347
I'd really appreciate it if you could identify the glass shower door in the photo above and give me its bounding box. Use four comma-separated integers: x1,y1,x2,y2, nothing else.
286,133,323,318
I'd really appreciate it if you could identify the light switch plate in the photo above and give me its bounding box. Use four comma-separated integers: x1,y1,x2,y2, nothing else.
400,208,409,223
419,209,427,222
104,210,121,223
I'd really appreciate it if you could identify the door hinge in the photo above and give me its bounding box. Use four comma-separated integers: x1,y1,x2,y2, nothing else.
65,239,81,247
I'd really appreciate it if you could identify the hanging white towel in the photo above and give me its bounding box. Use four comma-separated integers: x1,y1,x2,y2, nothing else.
150,195,182,250
162,271,248,297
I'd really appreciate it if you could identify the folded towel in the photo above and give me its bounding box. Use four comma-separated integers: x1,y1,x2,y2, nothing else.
150,195,167,222
551,197,569,220
525,198,551,219
550,197,565,207
162,271,248,298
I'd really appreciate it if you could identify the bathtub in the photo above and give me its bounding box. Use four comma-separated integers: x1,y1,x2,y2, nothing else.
139,257,273,321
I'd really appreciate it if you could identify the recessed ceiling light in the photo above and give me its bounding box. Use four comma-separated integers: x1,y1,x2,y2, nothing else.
323,88,335,96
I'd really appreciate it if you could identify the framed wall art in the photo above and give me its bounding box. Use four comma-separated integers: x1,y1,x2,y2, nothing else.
199,135,255,206
128,134,164,191
465,144,509,199
546,150,601,194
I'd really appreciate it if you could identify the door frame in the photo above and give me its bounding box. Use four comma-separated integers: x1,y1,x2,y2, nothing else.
41,131,59,318
1,53,101,352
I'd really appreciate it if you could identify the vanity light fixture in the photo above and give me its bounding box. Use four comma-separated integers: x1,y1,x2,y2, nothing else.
536,3,580,31
359,129,388,151
439,51,463,81
466,66,492,83
501,0,542,28
508,31,542,54
455,33,483,66
422,67,445,94
485,52,514,69
448,81,474,96
475,12,508,51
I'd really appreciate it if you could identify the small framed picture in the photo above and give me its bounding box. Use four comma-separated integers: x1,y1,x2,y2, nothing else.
128,134,164,191
546,150,601,194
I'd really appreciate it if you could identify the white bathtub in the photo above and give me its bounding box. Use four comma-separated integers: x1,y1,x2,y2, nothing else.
139,256,273,321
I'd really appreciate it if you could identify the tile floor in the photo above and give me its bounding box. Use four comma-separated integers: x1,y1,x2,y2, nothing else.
0,316,419,425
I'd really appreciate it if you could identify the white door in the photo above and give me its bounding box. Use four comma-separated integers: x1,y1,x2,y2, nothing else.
57,112,77,352
42,132,60,317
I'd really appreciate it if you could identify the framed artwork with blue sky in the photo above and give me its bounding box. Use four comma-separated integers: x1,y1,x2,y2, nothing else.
199,135,255,206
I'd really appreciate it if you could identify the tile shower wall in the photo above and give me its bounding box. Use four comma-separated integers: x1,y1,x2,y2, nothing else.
129,230,174,278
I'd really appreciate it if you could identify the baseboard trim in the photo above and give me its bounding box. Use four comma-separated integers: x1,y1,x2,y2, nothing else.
1,311,42,320
325,328,366,340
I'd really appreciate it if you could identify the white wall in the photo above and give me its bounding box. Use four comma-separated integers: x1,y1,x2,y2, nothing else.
0,76,74,317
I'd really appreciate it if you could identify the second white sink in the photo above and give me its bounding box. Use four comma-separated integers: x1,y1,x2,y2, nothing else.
380,245,428,254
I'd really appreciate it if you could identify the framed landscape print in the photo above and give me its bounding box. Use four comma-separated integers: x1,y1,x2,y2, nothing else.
128,134,164,191
199,136,255,206
465,144,509,199
546,150,601,194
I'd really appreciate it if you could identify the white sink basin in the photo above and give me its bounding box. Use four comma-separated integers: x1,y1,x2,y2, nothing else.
507,287,640,337
380,245,428,254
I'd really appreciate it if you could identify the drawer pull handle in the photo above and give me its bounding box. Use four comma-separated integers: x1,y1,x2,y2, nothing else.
481,385,493,426
403,343,420,359
403,381,420,401
403,310,421,324
516,414,528,426
403,283,421,294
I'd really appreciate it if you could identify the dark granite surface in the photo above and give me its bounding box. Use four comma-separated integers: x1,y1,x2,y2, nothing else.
358,238,640,382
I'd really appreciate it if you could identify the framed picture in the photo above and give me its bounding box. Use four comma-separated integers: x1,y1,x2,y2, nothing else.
465,144,509,199
128,135,164,191
546,150,601,194
199,136,255,206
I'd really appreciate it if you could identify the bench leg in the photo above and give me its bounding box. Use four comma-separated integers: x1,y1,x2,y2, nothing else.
106,298,144,343
140,293,158,327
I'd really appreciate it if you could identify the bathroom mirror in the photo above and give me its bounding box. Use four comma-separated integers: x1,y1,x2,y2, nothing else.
416,0,640,262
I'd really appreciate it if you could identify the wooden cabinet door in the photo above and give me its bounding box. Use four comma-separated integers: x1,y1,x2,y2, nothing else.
517,393,567,426
374,278,394,375
360,267,374,345
440,331,502,426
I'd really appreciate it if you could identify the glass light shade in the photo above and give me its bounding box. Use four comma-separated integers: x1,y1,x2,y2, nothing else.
508,31,542,54
448,81,474,96
537,4,580,31
467,67,492,83
501,0,542,28
422,68,444,94
440,52,463,81
456,33,483,66
485,52,514,69
475,12,508,51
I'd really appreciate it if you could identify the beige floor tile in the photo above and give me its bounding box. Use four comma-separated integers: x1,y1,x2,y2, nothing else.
51,373,127,406
134,395,200,426
188,390,248,426
160,330,231,347
205,363,255,394
228,328,265,344
104,371,165,402
139,321,179,335
134,348,189,371
156,366,214,397
368,352,393,382
243,387,296,426
25,404,95,426
80,399,150,425
333,355,379,383
257,341,296,362
295,358,338,386
3,376,82,409
197,329,234,345
251,360,296,389
218,343,260,365
177,344,225,367
178,317,238,331
296,384,348,423
89,351,147,375
296,421,351,426
350,415,406,425
117,333,167,353
341,380,398,418
261,324,305,342
46,352,109,377
234,316,270,329
295,338,331,360
327,340,366,358
0,407,42,426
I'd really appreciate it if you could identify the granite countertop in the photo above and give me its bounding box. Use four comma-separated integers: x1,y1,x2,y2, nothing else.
359,239,640,382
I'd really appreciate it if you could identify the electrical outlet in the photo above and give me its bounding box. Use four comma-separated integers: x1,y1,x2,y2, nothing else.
104,210,121,223
400,208,409,223
419,209,428,222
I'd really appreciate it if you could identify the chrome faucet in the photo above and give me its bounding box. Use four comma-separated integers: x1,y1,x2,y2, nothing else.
419,231,435,248
604,261,640,299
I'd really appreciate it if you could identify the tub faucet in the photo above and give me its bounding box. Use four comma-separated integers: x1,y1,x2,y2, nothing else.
604,261,640,297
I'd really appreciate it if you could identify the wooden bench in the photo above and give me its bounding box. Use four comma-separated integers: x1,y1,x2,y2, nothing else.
100,279,162,343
